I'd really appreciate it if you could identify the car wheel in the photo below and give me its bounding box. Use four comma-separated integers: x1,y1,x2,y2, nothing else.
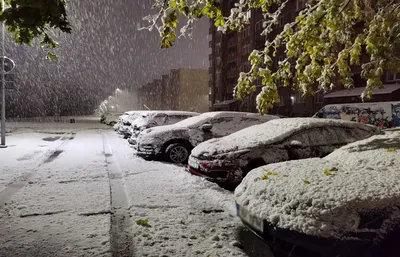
165,143,190,164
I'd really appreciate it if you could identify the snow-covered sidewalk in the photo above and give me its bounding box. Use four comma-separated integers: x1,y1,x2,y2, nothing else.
0,125,271,257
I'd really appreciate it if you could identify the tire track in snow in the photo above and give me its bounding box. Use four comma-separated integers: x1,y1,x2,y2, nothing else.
101,133,135,257
0,132,73,208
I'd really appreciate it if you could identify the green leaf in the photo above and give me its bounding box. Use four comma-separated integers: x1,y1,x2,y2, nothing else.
267,171,278,176
169,0,177,8
46,52,57,60
303,180,310,184
324,169,332,176
262,174,269,180
136,219,151,227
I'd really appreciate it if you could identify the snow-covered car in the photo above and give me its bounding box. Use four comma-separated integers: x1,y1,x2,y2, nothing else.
136,112,279,163
188,118,380,186
234,130,400,257
114,111,140,131
104,112,124,126
116,112,143,135
127,111,199,142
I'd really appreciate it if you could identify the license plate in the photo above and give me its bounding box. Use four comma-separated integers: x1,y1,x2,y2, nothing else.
238,206,264,233
188,157,199,169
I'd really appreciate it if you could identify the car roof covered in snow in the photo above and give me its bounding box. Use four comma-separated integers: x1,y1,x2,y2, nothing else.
138,110,199,117
174,111,277,127
192,117,379,155
235,130,400,239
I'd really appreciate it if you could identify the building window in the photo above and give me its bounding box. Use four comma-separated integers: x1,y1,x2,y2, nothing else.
241,62,251,72
278,14,285,28
314,91,324,103
242,44,252,55
296,0,306,11
255,20,263,32
279,96,285,106
386,71,400,81
294,91,305,103
242,26,251,39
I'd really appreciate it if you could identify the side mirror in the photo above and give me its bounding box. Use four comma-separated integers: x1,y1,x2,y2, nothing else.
286,140,303,149
201,123,213,131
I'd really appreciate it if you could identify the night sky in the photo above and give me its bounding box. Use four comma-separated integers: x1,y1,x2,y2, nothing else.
4,0,209,117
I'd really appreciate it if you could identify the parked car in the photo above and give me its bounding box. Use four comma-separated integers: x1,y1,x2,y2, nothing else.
116,112,143,135
136,112,279,163
114,111,140,131
104,112,124,126
127,111,199,141
234,129,399,257
313,101,400,128
188,118,380,186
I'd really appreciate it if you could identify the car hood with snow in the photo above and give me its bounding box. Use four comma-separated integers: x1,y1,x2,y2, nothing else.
235,130,400,239
191,117,379,157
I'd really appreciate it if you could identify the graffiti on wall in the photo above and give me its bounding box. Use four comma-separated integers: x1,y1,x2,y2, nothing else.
317,104,400,129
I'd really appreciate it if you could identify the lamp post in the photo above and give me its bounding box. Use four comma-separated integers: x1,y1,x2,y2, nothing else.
0,0,15,147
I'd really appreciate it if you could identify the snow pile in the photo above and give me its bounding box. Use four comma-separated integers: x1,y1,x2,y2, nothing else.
192,117,379,156
235,130,400,239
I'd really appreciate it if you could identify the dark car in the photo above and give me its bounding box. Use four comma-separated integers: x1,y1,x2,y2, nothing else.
188,118,380,186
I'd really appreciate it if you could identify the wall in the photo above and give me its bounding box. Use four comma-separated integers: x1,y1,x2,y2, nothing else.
178,69,209,113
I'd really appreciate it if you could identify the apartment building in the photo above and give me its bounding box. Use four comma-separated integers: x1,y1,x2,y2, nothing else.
208,0,400,116
135,68,209,112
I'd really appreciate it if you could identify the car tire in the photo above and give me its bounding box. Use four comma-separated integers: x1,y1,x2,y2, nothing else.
164,143,190,164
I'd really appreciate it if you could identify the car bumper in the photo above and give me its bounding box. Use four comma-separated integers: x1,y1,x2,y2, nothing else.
136,146,161,160
187,167,230,182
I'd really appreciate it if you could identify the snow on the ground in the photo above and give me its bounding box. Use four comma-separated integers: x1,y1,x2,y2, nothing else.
1,120,270,257
235,130,400,239
0,132,71,184
0,210,111,257
0,126,111,257
107,133,255,257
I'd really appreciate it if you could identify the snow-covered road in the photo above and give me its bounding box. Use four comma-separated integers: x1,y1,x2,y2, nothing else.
0,119,271,257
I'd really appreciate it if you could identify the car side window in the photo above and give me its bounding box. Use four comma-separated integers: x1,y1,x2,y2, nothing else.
152,114,167,125
167,115,191,124
210,117,235,135
285,131,312,146
304,127,354,146
329,127,371,144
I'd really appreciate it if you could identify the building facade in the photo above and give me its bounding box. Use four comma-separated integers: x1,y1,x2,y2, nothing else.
208,0,400,116
135,68,209,113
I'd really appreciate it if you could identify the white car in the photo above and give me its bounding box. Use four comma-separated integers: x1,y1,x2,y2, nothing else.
235,130,399,257
104,112,124,126
136,112,279,163
114,111,140,131
127,111,199,142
